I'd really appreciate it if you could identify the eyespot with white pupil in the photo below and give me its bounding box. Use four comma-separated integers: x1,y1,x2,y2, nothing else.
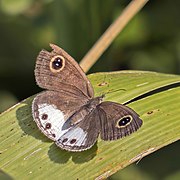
41,113,48,120
45,123,51,129
116,115,132,128
50,55,65,73
70,139,76,144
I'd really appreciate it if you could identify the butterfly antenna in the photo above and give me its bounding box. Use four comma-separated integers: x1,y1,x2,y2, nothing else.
103,88,126,96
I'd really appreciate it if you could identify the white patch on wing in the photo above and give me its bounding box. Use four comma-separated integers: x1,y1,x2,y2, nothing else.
36,103,69,141
59,127,87,146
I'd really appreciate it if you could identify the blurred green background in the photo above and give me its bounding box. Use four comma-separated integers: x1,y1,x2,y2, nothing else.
0,0,179,179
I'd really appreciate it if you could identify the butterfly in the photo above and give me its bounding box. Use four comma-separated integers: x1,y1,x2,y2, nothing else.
32,44,143,152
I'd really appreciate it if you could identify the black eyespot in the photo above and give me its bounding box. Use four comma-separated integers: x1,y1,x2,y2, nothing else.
62,138,68,143
70,139,76,144
41,113,48,120
118,116,132,127
45,123,51,129
50,55,65,73
52,56,64,70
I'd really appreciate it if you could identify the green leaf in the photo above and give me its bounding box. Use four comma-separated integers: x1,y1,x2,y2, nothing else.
0,71,179,179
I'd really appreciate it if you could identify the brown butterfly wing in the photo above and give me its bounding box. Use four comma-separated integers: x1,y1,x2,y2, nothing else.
97,102,143,141
32,90,89,141
35,44,94,98
56,109,100,152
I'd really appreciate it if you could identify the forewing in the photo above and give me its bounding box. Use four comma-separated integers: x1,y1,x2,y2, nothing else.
98,102,143,141
35,44,94,98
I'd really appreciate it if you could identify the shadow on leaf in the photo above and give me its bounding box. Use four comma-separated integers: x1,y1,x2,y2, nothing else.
48,143,98,164
16,96,51,142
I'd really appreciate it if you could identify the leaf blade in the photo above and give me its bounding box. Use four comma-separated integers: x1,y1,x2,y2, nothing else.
0,71,179,179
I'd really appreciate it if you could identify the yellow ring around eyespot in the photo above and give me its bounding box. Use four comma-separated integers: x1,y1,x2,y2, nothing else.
49,55,65,73
116,115,133,128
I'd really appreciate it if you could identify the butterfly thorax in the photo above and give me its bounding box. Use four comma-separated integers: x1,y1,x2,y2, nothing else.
69,96,104,126
87,96,104,108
